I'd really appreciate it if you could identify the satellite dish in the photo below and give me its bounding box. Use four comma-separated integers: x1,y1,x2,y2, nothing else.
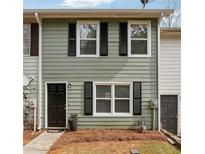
140,0,149,4
140,0,150,8
23,75,30,87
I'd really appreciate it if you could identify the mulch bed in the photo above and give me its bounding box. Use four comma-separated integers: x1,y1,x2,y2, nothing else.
23,130,44,145
50,129,167,151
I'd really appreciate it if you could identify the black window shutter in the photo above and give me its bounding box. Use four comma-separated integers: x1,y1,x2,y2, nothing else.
100,22,108,56
119,22,127,56
133,82,142,115
68,23,76,56
30,23,39,56
84,82,93,115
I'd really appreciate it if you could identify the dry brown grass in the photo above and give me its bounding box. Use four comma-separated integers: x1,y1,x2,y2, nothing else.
48,129,180,154
49,141,180,154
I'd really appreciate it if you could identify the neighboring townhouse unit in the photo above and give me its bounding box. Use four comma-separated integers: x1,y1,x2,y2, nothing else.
23,9,174,131
23,23,39,129
160,28,181,136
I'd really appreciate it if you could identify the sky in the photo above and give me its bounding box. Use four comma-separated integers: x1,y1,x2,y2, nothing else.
23,0,180,9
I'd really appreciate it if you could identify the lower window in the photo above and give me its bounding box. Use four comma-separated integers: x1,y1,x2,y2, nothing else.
94,82,132,116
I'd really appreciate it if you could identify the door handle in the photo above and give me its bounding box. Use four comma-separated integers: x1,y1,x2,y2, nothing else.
64,104,69,109
64,104,70,109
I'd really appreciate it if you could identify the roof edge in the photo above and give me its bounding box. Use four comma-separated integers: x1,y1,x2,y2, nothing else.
161,27,181,32
23,9,174,18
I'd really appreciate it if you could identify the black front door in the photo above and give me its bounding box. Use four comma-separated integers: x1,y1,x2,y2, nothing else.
161,95,178,134
47,83,66,127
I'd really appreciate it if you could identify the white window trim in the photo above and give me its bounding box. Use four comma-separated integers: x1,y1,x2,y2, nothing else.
93,82,133,117
76,20,100,57
128,20,151,57
23,24,31,57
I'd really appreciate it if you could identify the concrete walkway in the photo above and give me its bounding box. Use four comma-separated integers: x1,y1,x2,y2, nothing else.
24,131,63,154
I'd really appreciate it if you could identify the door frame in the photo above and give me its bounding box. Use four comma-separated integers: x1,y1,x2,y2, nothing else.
160,94,180,136
45,81,68,129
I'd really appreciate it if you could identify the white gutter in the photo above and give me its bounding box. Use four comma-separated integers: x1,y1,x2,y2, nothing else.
24,9,174,15
157,14,163,132
24,9,174,19
35,12,42,130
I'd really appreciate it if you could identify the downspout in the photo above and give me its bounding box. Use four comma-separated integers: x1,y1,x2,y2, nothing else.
157,14,162,131
151,100,157,130
35,12,42,130
153,107,155,130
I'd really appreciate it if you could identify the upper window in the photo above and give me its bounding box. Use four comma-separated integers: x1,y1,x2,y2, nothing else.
23,24,31,56
94,82,132,116
77,21,100,57
128,21,151,57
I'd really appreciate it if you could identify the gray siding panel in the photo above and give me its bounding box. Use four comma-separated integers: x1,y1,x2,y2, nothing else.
42,19,158,129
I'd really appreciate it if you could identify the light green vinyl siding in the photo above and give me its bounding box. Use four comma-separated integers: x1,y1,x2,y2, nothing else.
42,18,158,129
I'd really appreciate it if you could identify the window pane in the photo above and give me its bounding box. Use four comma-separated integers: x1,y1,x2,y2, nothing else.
24,39,30,48
23,39,30,55
80,40,96,55
96,85,111,98
131,24,147,38
96,100,111,113
115,100,129,113
115,85,130,98
131,40,147,55
80,24,97,38
24,47,30,56
23,24,30,39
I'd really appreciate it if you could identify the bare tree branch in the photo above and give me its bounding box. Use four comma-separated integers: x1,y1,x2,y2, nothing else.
161,0,181,27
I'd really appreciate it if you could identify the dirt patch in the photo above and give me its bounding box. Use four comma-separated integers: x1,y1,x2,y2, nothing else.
23,130,44,145
50,129,167,152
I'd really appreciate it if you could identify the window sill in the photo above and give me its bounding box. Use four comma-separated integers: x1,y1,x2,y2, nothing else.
76,55,99,58
93,113,133,117
128,54,151,58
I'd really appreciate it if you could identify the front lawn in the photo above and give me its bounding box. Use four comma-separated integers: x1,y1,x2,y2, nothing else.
48,129,180,154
